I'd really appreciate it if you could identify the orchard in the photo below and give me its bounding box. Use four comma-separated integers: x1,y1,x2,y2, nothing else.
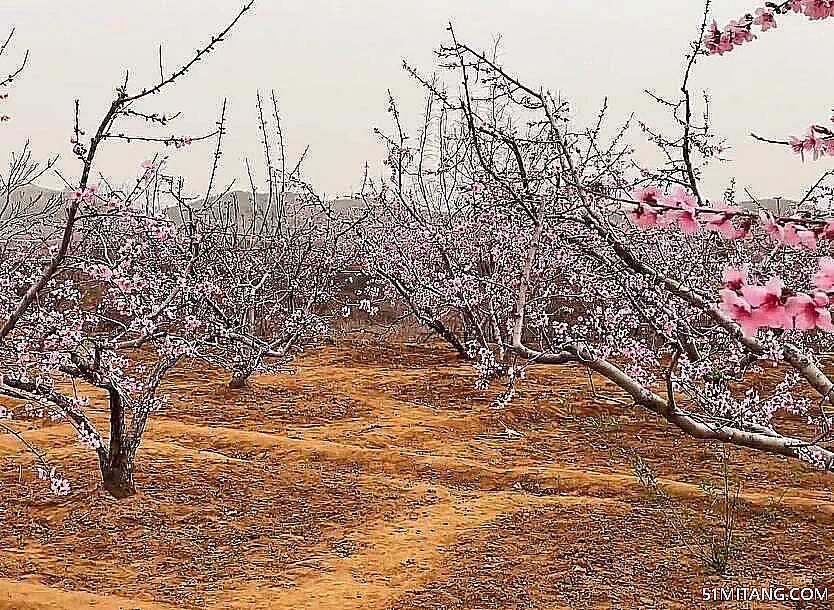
1,0,833,605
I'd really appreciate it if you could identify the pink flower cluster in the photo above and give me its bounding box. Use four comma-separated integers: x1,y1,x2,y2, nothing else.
790,123,834,160
704,2,834,55
36,466,70,496
78,426,102,450
140,159,159,185
628,187,834,250
159,336,193,359
718,261,834,336
71,184,98,204
793,0,834,19
628,187,749,238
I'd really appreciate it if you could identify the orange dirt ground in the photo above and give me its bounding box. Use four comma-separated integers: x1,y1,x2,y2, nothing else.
0,338,832,609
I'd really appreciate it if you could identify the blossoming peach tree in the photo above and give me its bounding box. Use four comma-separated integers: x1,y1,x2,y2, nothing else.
624,0,834,468
0,3,273,499
192,187,338,390
354,91,555,365
363,1,834,469
182,91,342,389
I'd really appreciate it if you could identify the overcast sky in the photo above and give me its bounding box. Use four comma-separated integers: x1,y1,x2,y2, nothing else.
1,1,832,199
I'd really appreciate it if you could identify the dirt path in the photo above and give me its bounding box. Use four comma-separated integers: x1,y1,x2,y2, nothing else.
213,491,609,610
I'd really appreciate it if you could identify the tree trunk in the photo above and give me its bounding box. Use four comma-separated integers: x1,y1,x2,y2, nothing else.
228,370,250,389
100,386,138,499
101,445,137,499
428,319,471,360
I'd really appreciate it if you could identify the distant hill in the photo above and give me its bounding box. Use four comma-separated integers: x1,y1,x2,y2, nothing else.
0,185,807,230
0,185,366,229
739,197,800,215
164,190,364,228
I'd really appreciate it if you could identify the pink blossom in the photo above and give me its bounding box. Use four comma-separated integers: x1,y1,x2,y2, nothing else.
626,204,663,228
707,2,833,56
757,213,819,250
68,396,89,414
70,184,98,204
820,220,834,241
703,20,734,54
781,223,818,250
78,427,101,450
87,264,113,281
725,19,756,45
626,189,665,228
787,292,834,331
719,288,760,336
665,188,700,233
36,466,70,496
704,202,744,238
632,186,663,206
722,265,748,291
803,0,834,20
741,278,790,328
790,136,806,154
805,126,825,159
760,212,784,242
50,477,71,496
753,7,777,30
115,277,133,293
798,229,818,250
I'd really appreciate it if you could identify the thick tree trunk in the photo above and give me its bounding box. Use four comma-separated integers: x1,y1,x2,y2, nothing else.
228,364,252,389
228,370,250,389
228,302,258,390
99,386,138,499
101,447,137,499
85,357,178,499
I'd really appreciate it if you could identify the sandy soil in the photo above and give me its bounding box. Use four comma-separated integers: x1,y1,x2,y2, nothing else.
1,338,832,609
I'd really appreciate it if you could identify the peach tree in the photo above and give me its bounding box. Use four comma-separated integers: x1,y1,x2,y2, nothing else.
360,2,834,468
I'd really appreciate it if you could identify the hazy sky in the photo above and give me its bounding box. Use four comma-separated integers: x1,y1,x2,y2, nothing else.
2,1,833,199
